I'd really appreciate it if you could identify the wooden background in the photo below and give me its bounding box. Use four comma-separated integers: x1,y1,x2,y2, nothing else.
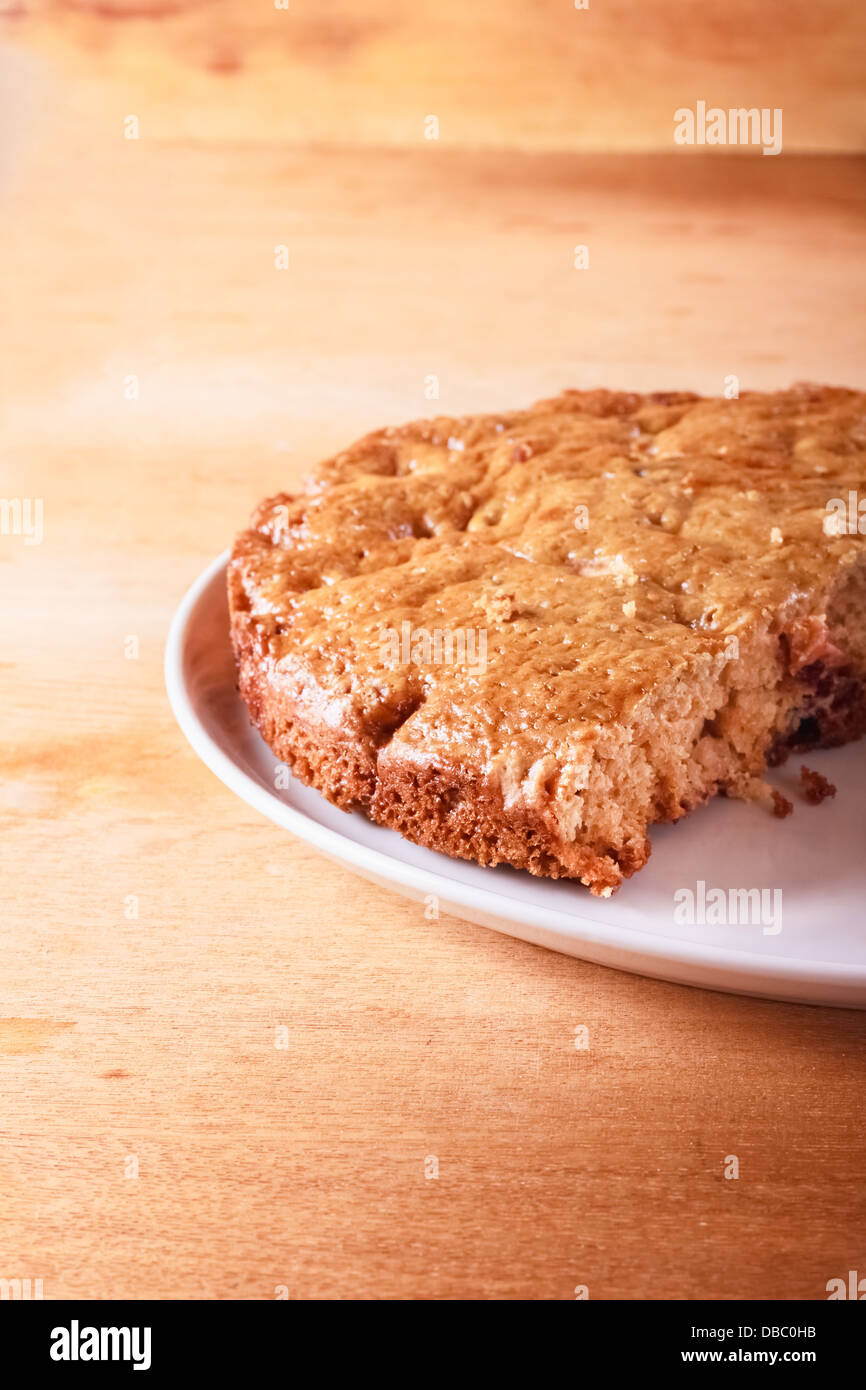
3,0,866,151
1,2,865,1300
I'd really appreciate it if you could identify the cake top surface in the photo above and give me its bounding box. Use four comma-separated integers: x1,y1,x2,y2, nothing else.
230,386,866,769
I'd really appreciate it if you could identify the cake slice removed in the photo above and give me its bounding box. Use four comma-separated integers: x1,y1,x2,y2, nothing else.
228,385,866,894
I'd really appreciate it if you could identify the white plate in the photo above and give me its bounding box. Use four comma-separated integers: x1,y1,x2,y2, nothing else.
166,553,866,1008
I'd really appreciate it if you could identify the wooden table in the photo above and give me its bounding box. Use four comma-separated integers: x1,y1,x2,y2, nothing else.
2,17,865,1300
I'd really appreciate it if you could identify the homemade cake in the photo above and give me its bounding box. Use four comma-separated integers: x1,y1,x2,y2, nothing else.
228,386,866,894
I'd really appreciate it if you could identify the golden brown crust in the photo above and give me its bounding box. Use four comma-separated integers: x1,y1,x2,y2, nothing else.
228,385,866,893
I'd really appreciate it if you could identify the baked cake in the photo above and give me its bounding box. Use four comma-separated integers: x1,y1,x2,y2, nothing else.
228,386,866,895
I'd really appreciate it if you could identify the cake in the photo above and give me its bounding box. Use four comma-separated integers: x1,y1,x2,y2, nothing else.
228,385,866,894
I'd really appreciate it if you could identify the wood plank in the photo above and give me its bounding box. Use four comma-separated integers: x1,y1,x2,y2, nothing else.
2,0,865,152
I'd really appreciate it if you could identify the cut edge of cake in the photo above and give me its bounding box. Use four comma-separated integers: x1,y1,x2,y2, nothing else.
227,387,866,895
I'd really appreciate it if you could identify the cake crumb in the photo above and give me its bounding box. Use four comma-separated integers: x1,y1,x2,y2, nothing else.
622,599,636,618
771,789,794,818
770,526,784,545
478,588,517,623
800,765,837,805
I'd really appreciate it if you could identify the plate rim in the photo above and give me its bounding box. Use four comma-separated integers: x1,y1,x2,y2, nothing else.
165,550,866,1003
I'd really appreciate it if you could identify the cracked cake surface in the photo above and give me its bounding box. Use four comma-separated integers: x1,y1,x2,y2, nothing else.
228,385,866,894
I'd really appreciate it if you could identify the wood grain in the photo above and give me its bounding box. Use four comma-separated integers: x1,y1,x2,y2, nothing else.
2,0,865,152
1,33,865,1301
